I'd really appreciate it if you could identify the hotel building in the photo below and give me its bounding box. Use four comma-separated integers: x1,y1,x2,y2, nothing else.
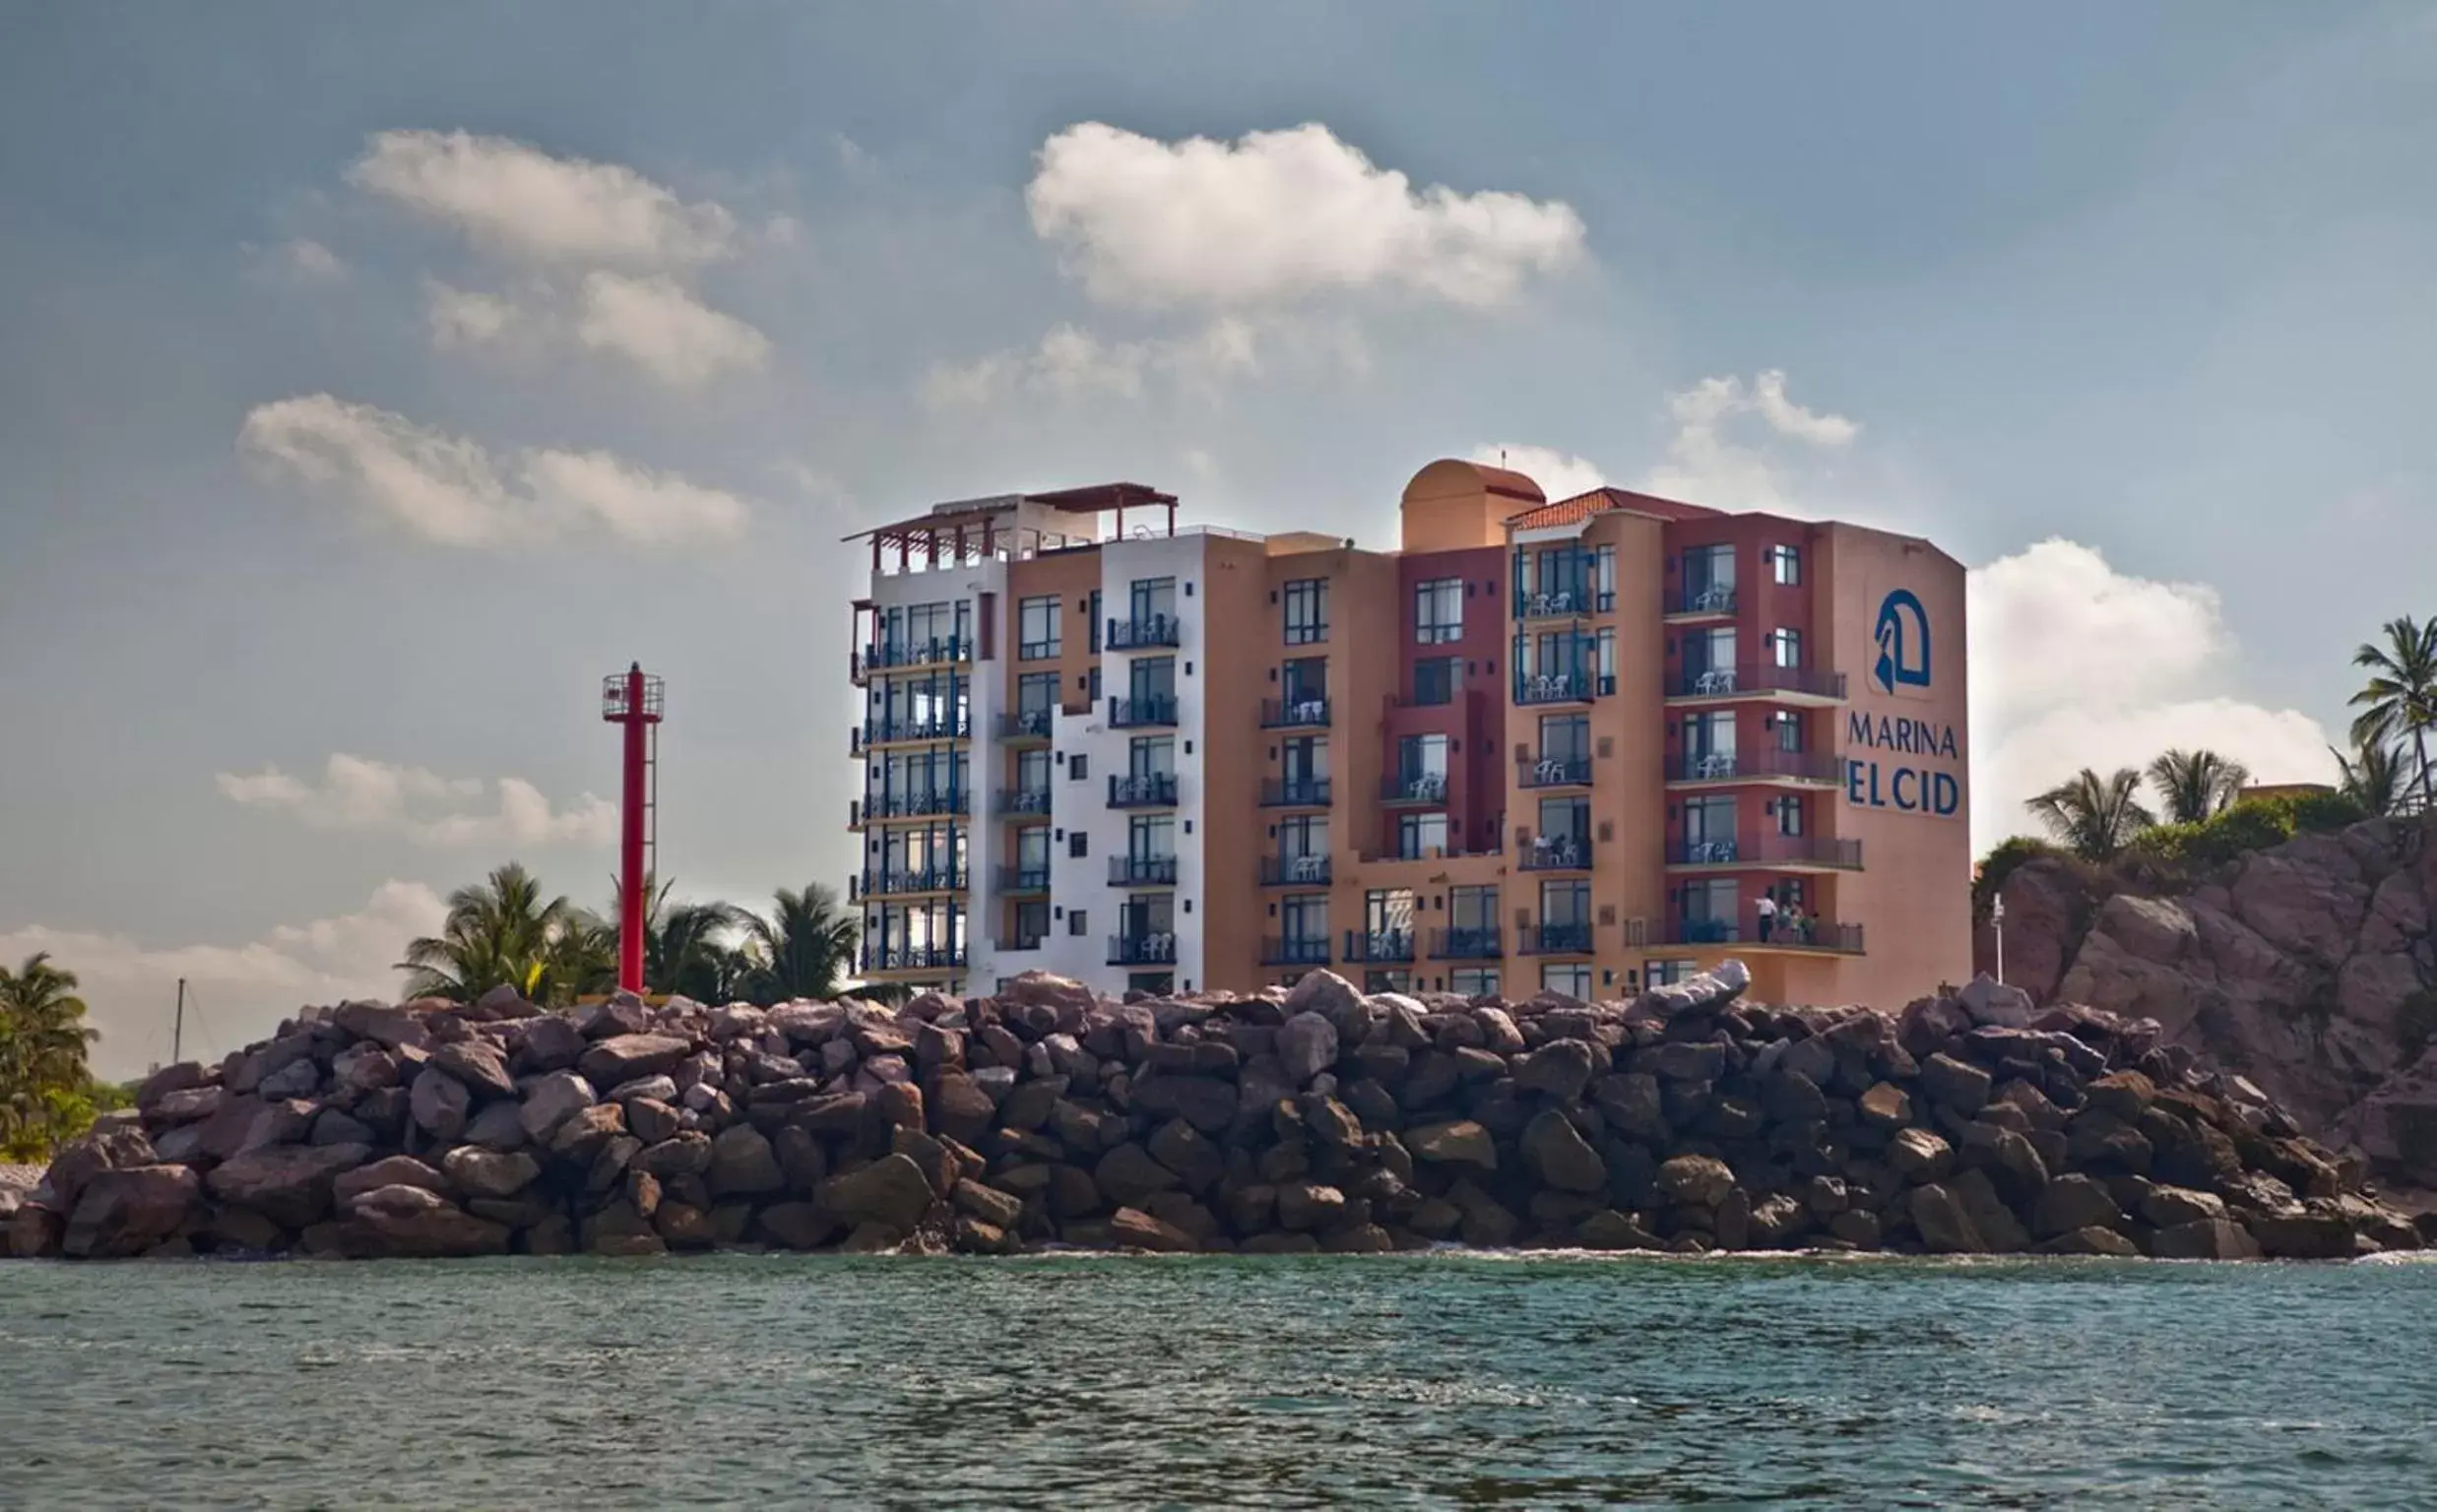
845,461,1969,1007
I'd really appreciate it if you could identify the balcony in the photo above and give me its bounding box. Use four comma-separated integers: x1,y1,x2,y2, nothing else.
1669,664,1848,703
1105,614,1182,651
1517,586,1611,621
1672,749,1844,786
997,864,1050,895
1260,777,1332,808
1109,853,1180,887
1343,928,1416,964
1515,755,1592,788
854,865,965,900
1259,852,1332,887
1669,583,1739,619
995,709,1055,743
1379,772,1449,806
1109,931,1179,967
860,712,971,747
995,787,1052,819
994,936,1046,955
1260,696,1331,729
1666,919,1865,955
1108,772,1179,808
1430,926,1504,961
859,943,967,975
861,788,968,821
1108,695,1179,728
1261,936,1331,968
1512,670,1609,706
1518,837,1591,871
1667,835,1864,871
854,637,972,681
1516,921,1594,956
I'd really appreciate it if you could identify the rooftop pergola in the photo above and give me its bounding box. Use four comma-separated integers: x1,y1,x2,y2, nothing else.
845,482,1178,574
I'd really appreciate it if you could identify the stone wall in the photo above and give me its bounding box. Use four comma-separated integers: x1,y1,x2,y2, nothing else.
8,965,2430,1263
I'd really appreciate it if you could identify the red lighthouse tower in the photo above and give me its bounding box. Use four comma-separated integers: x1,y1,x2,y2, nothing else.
601,663,663,994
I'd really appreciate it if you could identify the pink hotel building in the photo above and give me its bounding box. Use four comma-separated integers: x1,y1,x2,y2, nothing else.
845,460,1970,1007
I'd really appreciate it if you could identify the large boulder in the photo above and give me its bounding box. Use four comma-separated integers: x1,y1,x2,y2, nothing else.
345,1186,513,1258
1406,1119,1499,1169
577,1034,693,1088
1276,1012,1340,1087
441,1147,541,1201
1519,1108,1607,1193
1655,1155,1735,1208
409,1067,472,1142
1512,1040,1598,1102
707,1126,785,1197
816,1154,934,1232
432,1040,518,1101
335,1156,453,1210
205,1143,371,1228
520,1071,597,1143
63,1166,200,1258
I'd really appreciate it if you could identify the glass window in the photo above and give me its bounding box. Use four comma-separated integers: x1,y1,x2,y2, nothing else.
1087,590,1103,653
1541,963,1594,998
1538,797,1589,848
1129,735,1175,777
1398,732,1450,783
1686,794,1737,848
1773,711,1804,753
1646,958,1699,986
1366,888,1416,937
1539,714,1590,762
1282,894,1328,942
1769,544,1801,586
1130,576,1177,625
1364,970,1413,994
1415,577,1464,644
1282,735,1328,783
1088,665,1102,703
1013,900,1049,947
1282,657,1326,705
1130,656,1176,701
1017,670,1058,716
1123,892,1176,937
1411,656,1461,706
1018,596,1061,660
1450,967,1501,997
1448,886,1498,932
1069,753,1089,781
1777,795,1805,837
1690,627,1736,675
1397,811,1449,858
1129,813,1176,859
1067,831,1089,858
1016,748,1051,793
1068,909,1088,936
1684,544,1735,608
1541,879,1591,925
1017,827,1050,871
1772,628,1803,668
1278,815,1328,860
1284,579,1327,645
1597,627,1616,685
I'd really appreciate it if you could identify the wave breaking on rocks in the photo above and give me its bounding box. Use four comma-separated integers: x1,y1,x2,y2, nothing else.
8,964,2432,1263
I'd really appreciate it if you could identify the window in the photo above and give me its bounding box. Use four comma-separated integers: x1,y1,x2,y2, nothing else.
1689,626,1736,675
1364,970,1413,994
1284,579,1327,645
1646,958,1699,986
1597,627,1617,688
1773,711,1805,753
1449,886,1498,932
1594,544,1617,608
1541,879,1591,926
1068,909,1088,937
1069,753,1090,782
1130,656,1176,702
1684,543,1735,610
1122,892,1175,938
1396,811,1449,858
1366,888,1416,943
1686,710,1735,778
1017,827,1051,873
1017,671,1058,717
1769,544,1801,586
1411,656,1461,706
1450,967,1501,997
1087,590,1104,653
1278,814,1328,861
1777,794,1806,837
1016,748,1052,795
1541,963,1594,999
1398,732,1450,785
1129,813,1176,859
1129,735,1176,778
1682,878,1738,936
1415,577,1464,644
1686,794,1737,850
1018,596,1061,660
1772,628,1803,668
1129,576,1177,626
1068,831,1090,858
1539,715,1589,764
1282,735,1328,784
1088,665,1103,704
1013,900,1050,948
1538,796,1589,849
1282,657,1326,706
1282,893,1328,943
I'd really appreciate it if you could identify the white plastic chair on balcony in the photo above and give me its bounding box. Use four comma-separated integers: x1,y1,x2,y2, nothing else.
1535,758,1567,784
1696,668,1735,696
1291,854,1326,882
1294,699,1325,724
1697,751,1736,780
1408,773,1446,801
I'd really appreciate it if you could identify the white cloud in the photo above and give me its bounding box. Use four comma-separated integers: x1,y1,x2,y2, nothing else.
283,237,348,284
1967,538,2339,850
237,393,751,549
920,317,1262,409
0,882,448,1079
1469,444,1608,503
423,280,523,349
1641,369,1859,509
573,271,771,387
1025,121,1587,309
348,129,736,268
216,753,615,850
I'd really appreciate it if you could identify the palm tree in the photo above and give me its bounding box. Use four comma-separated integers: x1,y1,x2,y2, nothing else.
650,899,747,1001
0,952,99,1156
738,883,859,1004
2335,738,2407,818
398,862,572,1002
2350,615,2437,807
2026,767,2155,861
2147,748,2251,824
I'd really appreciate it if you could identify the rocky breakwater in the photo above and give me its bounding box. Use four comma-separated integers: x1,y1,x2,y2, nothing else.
10,966,2434,1263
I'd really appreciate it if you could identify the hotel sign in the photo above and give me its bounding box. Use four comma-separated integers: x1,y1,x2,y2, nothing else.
1845,589,1960,818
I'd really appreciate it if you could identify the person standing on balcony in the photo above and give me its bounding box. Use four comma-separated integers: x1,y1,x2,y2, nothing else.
1756,888,1777,943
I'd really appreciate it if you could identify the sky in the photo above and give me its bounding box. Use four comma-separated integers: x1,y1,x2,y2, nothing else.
4,2,2433,1075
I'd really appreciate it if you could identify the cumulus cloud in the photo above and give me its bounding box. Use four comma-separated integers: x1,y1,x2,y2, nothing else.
216,753,616,850
282,237,348,284
1470,444,1608,504
920,317,1262,408
1025,121,1587,309
423,280,524,349
348,129,736,267
0,883,447,1079
573,271,770,386
1968,538,2338,850
1641,369,1859,509
237,393,751,548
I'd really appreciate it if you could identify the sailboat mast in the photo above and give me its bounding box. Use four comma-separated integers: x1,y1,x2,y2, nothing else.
173,977,185,1064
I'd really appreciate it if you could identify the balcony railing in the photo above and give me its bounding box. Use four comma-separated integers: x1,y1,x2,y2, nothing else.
1105,614,1182,651
1516,921,1594,956
1109,853,1180,887
861,713,971,746
1259,777,1332,808
861,788,968,820
1674,749,1845,785
859,943,967,974
855,865,965,899
1261,936,1331,968
994,936,1045,954
1109,931,1179,966
1108,772,1179,808
1665,919,1865,955
1430,926,1503,961
1516,756,1592,788
1668,836,1864,870
1517,587,1606,620
1259,853,1332,887
1518,837,1591,871
997,864,1051,894
1513,671,1610,706
855,637,972,678
1108,695,1179,728
1260,697,1331,729
995,787,1052,818
1342,928,1416,964
1672,583,1738,617
1670,664,1849,701
995,709,1055,742
1379,772,1449,806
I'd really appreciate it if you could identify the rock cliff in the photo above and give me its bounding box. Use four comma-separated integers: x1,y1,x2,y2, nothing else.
1983,816,2437,1195
10,964,2428,1264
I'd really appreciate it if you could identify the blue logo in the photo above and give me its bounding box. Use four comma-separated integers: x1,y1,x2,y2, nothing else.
1872,589,1930,696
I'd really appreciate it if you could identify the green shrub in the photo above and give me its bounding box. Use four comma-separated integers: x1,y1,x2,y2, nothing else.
1972,836,2070,922
2290,789,2368,834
